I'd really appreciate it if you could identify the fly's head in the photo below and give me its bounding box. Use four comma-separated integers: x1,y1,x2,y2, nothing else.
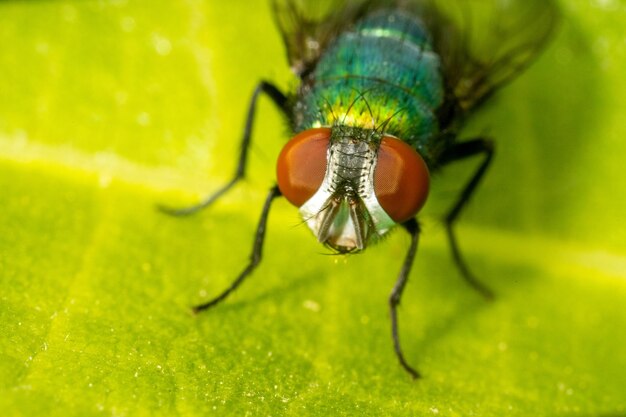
277,126,430,253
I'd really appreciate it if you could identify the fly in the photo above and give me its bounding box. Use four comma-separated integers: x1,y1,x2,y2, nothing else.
161,0,559,378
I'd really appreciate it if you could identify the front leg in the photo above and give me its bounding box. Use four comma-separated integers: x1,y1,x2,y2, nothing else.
389,218,421,379
193,185,282,313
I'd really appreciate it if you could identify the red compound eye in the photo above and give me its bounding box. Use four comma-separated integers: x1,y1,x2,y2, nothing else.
276,128,331,207
374,136,430,223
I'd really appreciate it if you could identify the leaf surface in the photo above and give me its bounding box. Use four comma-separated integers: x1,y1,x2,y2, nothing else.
1,1,625,416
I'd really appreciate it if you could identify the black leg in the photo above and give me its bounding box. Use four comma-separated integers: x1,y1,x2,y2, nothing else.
193,185,282,313
439,138,495,299
389,218,421,379
159,81,288,216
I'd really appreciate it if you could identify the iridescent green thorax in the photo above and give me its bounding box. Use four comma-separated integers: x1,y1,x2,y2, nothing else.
293,9,445,165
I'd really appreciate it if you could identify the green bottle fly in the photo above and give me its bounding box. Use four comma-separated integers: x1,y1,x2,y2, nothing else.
163,0,559,378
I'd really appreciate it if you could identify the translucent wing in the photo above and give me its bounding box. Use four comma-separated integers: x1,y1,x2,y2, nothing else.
271,0,391,76
414,0,560,113
273,0,558,111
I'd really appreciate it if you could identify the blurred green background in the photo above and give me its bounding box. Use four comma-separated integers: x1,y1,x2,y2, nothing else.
0,0,625,416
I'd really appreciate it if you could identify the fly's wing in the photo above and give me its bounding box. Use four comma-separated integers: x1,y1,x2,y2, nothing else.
413,0,559,112
273,0,558,109
271,0,393,76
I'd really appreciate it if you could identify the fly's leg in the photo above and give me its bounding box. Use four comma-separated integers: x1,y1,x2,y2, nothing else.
389,218,421,379
439,138,495,299
159,81,288,216
193,185,282,313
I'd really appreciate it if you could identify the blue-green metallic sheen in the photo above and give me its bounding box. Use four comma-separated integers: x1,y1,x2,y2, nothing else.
293,9,445,165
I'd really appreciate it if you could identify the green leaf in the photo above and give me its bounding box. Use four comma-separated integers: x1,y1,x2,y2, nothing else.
1,1,625,416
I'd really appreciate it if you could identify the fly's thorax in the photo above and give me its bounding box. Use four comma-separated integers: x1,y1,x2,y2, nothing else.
276,126,431,254
291,8,445,165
